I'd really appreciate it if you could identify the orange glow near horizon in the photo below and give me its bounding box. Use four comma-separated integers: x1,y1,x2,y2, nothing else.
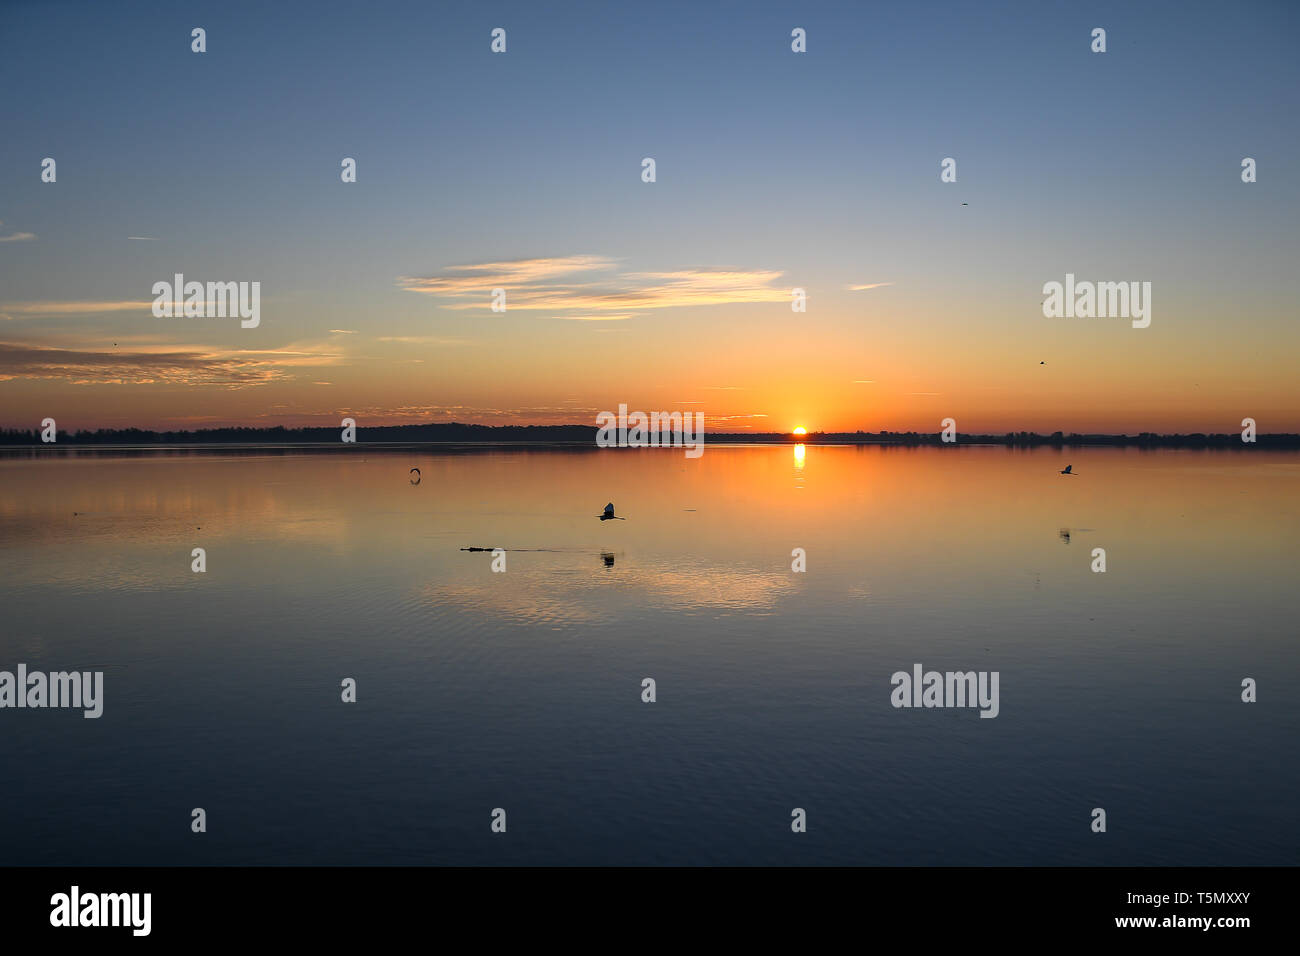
793,426,807,436
2,292,1299,434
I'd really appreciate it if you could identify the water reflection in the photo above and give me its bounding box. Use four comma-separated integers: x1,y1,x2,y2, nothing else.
0,445,1297,866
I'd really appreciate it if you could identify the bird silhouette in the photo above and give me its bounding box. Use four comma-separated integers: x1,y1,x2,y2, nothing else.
598,502,625,521
1059,465,1076,475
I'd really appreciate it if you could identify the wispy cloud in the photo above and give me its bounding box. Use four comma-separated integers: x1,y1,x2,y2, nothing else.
852,379,875,384
0,339,344,387
399,255,615,296
399,256,789,319
127,236,159,241
374,335,469,346
0,221,35,243
282,402,606,426
705,413,769,429
553,319,634,327
846,282,892,292
329,329,358,334
0,300,152,316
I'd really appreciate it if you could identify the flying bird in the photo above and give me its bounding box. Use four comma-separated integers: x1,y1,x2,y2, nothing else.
1059,465,1076,475
599,502,625,521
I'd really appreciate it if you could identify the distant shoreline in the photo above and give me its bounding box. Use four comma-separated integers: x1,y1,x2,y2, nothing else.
3,423,1298,449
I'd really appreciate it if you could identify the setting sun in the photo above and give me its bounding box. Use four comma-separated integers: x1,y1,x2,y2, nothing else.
793,426,807,436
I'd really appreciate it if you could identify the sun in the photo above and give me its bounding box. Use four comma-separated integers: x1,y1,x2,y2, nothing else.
792,426,807,436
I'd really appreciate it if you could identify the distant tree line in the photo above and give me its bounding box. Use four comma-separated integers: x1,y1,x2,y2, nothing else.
2,423,1298,447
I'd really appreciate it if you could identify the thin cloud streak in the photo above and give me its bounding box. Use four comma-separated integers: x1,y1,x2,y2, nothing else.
400,256,789,319
0,221,35,243
0,300,153,316
374,335,469,345
553,319,634,327
0,339,345,388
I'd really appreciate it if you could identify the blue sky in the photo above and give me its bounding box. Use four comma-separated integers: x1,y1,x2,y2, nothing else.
1,0,1297,431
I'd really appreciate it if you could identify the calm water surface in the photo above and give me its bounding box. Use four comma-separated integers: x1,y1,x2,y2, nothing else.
0,445,1296,865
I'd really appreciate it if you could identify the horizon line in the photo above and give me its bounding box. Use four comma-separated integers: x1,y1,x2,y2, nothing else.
3,421,1297,443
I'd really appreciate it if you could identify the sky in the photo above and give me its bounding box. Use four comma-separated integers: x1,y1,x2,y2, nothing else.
1,0,1297,434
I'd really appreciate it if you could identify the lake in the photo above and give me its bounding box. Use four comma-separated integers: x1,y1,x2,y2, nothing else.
0,444,1296,865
